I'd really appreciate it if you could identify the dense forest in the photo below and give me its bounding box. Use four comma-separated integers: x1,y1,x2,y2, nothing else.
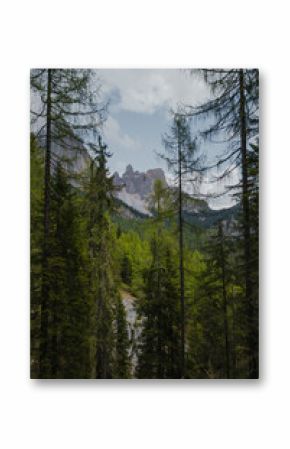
30,68,259,379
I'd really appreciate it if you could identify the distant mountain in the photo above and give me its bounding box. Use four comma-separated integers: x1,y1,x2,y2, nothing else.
113,165,167,215
113,164,239,229
114,197,150,220
183,203,240,230
114,164,167,198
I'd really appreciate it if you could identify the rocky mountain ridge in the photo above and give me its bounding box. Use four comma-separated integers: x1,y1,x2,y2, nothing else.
114,164,167,194
113,164,239,228
113,165,168,215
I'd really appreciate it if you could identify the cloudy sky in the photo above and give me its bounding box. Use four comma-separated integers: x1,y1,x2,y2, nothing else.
100,69,210,174
31,69,239,209
99,69,239,209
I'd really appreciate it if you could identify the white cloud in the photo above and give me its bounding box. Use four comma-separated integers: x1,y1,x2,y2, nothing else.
99,69,210,115
103,116,144,174
103,116,136,150
99,69,237,209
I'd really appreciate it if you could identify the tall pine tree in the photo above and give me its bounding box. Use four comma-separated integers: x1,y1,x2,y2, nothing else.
187,69,259,378
31,69,105,377
162,114,199,377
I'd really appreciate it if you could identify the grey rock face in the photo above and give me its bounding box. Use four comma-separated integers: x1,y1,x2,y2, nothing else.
114,165,167,199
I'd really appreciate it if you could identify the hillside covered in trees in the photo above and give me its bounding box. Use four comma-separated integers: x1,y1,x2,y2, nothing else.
30,68,259,379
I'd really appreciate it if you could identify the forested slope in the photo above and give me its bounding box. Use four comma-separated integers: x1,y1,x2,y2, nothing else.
30,68,259,379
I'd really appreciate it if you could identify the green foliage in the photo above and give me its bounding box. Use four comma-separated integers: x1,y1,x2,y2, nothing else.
114,296,131,378
136,237,181,378
116,230,151,296
48,163,91,378
31,69,259,380
120,254,133,285
31,134,131,379
31,129,258,379
187,223,234,378
81,141,130,378
30,135,44,377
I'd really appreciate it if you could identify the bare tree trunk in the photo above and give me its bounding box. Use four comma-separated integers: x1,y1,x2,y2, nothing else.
239,69,258,378
177,119,185,378
39,69,52,378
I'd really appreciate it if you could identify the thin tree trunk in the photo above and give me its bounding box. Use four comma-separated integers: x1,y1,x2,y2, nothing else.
95,140,111,379
39,68,52,378
156,196,163,378
177,118,185,378
88,160,97,378
239,69,258,378
219,222,230,379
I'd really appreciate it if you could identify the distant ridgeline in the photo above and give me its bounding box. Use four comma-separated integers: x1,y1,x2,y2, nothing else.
34,132,238,230
112,164,239,230
113,164,167,216
35,130,91,181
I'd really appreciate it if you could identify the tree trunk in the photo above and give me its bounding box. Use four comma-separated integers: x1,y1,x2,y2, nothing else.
218,222,230,379
239,69,258,378
39,68,52,378
177,118,185,378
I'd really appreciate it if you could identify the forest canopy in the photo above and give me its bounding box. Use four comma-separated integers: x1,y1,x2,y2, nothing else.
30,68,259,379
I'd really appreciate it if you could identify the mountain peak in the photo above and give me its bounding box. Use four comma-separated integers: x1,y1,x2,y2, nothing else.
113,165,167,215
114,165,167,200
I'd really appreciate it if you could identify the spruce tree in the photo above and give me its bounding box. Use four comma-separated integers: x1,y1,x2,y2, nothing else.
47,162,90,378
136,238,180,378
120,254,133,286
30,134,44,377
187,69,259,378
136,180,180,378
189,221,234,378
31,69,105,377
83,136,130,378
162,114,199,378
114,296,131,378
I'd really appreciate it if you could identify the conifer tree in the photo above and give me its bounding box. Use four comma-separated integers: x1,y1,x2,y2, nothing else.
120,254,133,285
136,180,180,378
233,141,259,376
136,239,180,378
84,136,130,378
47,162,90,378
114,296,131,378
189,221,233,378
162,114,199,378
30,134,44,377
187,69,259,378
31,69,105,377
